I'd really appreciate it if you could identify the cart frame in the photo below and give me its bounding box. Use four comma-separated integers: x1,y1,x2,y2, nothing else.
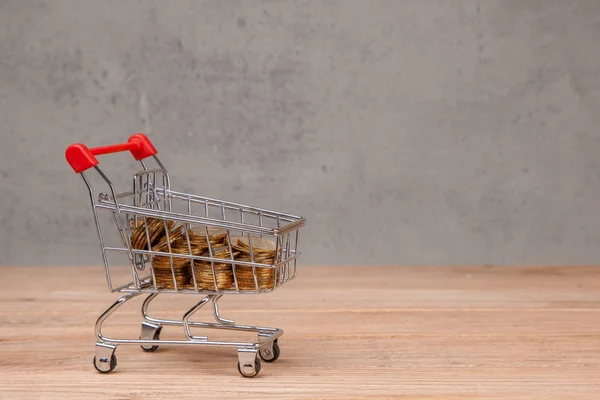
66,134,304,377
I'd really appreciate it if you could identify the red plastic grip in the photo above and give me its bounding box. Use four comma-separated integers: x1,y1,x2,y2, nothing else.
66,133,157,173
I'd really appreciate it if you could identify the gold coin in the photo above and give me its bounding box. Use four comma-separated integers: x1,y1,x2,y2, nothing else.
131,218,179,250
130,220,150,250
153,225,185,250
235,237,276,252
146,219,169,247
190,227,228,243
223,236,245,247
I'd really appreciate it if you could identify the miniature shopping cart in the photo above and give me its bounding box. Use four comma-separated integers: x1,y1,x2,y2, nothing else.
65,134,304,377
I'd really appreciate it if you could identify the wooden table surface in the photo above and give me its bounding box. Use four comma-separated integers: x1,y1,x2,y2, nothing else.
0,266,599,399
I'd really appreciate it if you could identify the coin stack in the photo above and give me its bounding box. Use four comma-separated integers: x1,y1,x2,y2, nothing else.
231,237,278,290
188,227,234,290
192,246,237,290
152,236,195,290
131,222,282,291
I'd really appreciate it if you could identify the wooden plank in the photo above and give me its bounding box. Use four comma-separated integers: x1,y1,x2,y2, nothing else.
0,266,598,399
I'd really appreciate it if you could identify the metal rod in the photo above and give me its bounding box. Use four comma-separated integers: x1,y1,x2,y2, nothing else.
212,295,234,324
182,296,211,340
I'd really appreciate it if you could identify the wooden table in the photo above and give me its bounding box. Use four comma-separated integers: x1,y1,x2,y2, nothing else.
0,266,599,399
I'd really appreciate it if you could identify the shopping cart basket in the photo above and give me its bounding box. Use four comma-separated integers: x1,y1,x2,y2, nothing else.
65,133,305,377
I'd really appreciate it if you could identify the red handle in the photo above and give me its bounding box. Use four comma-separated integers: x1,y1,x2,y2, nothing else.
66,133,157,173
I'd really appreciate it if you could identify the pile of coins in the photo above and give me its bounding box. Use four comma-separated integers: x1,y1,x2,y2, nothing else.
149,226,231,290
130,222,281,291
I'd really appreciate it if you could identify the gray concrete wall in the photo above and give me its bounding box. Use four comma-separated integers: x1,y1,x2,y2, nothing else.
1,0,600,266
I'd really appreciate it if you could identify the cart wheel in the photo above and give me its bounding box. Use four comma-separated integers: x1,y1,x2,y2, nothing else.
93,354,117,374
259,340,280,363
237,357,261,378
140,326,162,352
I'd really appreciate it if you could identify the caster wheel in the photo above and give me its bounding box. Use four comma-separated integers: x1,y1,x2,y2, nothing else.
237,357,261,378
93,354,117,373
259,340,280,362
140,327,162,352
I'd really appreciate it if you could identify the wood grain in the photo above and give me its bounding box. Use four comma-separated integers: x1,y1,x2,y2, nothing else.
0,266,599,399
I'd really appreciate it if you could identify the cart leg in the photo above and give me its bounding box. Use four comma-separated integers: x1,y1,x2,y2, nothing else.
237,348,261,378
212,295,234,325
141,292,160,323
182,296,211,341
139,321,162,352
93,342,117,373
94,292,141,373
139,293,163,352
96,292,141,342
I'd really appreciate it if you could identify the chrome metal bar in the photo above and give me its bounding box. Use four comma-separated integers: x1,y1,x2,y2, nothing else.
212,295,234,325
185,321,282,337
97,201,286,235
162,218,178,291
94,166,137,280
104,247,299,269
163,188,302,220
152,155,171,211
100,337,261,348
184,224,199,292
182,296,211,340
96,292,142,341
81,172,113,291
247,234,259,291
202,225,218,291
145,172,150,209
152,171,161,210
141,292,160,323
225,230,239,291
292,230,299,279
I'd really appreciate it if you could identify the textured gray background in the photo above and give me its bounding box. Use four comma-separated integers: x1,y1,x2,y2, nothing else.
1,0,600,266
